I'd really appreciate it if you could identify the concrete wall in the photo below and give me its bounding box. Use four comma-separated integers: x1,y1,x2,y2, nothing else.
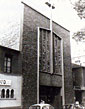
72,68,83,87
72,67,85,104
53,22,74,104
0,74,22,108
83,68,85,87
40,73,62,87
21,2,74,108
0,46,22,109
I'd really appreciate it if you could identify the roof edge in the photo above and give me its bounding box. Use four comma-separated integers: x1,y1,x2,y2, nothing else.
0,45,20,52
21,1,70,32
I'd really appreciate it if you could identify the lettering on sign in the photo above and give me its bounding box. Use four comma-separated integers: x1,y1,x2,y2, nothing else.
0,79,11,86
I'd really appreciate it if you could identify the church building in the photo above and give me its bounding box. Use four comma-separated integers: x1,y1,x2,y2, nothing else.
0,1,74,109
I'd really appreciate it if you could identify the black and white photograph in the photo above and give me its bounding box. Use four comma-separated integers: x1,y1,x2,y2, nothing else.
0,0,85,109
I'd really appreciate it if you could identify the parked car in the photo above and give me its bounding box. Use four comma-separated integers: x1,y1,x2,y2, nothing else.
29,103,54,109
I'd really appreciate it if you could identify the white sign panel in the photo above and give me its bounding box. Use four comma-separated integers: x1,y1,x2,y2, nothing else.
0,79,11,86
0,74,22,108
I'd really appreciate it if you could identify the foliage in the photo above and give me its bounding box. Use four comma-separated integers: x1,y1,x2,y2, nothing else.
72,28,85,41
73,0,85,19
71,0,85,41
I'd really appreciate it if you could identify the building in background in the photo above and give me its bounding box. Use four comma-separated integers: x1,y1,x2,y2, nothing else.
72,64,85,105
0,45,22,109
72,55,85,66
71,39,85,66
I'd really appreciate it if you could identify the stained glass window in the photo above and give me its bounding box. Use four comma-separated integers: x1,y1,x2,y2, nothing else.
53,33,61,74
39,28,50,73
39,28,62,74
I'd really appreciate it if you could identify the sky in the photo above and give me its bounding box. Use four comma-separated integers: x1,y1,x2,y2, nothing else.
22,0,85,32
0,0,85,62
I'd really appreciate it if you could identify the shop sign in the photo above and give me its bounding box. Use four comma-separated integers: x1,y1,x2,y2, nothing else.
0,79,11,86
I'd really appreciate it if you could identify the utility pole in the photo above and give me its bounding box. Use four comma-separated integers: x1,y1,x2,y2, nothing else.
45,0,65,106
45,0,55,74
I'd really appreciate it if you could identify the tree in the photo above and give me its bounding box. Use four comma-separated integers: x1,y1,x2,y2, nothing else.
73,0,85,19
70,0,85,41
72,28,85,41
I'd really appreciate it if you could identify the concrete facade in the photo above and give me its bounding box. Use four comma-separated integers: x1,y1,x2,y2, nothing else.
0,46,22,109
72,64,85,105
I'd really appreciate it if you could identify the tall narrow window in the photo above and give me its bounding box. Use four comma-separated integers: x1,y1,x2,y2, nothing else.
4,55,12,73
39,28,62,74
11,89,14,98
6,89,9,98
1,89,5,98
39,28,50,73
53,33,61,74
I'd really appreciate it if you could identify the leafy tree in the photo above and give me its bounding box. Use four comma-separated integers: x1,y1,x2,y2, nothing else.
70,0,85,41
73,0,85,19
72,28,85,41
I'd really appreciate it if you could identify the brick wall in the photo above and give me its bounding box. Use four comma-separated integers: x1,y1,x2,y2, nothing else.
21,2,74,109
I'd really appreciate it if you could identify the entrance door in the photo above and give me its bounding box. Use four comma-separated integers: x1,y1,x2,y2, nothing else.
39,86,61,109
75,90,82,104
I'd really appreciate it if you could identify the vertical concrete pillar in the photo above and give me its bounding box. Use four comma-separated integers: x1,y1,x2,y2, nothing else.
21,7,38,109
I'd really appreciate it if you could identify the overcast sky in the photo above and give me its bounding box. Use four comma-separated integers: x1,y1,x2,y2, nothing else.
0,0,85,59
22,0,85,32
0,0,85,32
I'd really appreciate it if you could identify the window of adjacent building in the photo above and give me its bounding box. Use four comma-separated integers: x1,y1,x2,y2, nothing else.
1,89,14,99
1,89,5,98
4,55,12,73
39,28,62,74
11,89,14,98
6,89,10,98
